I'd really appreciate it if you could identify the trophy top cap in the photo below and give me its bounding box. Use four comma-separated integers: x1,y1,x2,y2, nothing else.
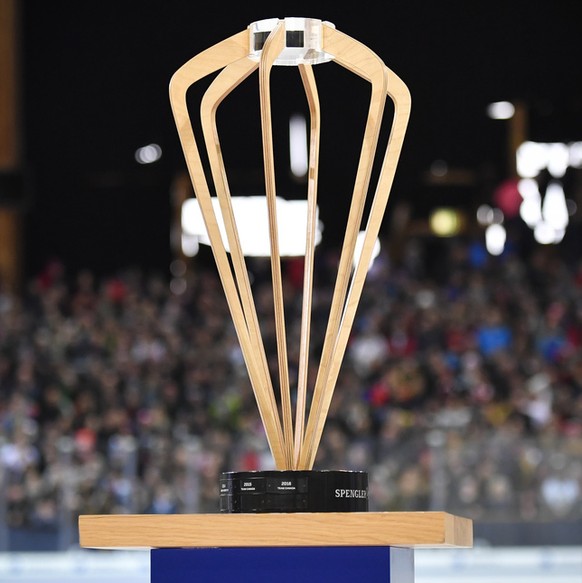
248,17,335,66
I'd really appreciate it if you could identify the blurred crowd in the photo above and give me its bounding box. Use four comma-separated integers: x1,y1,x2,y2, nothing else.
1,234,581,535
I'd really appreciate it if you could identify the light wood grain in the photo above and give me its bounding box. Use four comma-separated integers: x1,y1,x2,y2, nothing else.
79,511,472,550
301,28,413,469
199,57,285,464
258,23,294,467
169,30,286,468
293,63,320,469
299,23,395,469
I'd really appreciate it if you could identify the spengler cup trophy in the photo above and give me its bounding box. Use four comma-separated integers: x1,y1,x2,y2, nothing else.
169,16,411,514
78,19,472,582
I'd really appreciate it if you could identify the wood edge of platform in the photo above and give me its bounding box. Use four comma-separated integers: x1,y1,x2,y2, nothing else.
79,511,473,550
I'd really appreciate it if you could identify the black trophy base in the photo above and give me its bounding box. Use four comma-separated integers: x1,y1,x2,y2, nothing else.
219,470,368,513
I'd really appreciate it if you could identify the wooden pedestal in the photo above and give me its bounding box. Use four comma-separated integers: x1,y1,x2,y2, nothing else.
79,512,472,582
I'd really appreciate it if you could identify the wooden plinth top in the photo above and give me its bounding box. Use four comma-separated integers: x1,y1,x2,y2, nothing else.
79,511,472,550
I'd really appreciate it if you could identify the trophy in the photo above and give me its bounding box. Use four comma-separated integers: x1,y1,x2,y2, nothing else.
169,17,411,513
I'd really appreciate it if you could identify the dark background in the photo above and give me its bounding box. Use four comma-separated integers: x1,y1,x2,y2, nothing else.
15,0,582,279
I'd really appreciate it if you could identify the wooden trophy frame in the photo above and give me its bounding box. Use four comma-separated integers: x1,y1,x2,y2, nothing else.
168,17,411,471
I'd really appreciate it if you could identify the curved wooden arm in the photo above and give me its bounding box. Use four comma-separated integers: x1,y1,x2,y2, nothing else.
170,30,287,468
299,24,394,469
259,23,294,466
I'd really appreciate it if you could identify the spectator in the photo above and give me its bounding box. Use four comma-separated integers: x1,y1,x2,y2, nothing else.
0,235,581,536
